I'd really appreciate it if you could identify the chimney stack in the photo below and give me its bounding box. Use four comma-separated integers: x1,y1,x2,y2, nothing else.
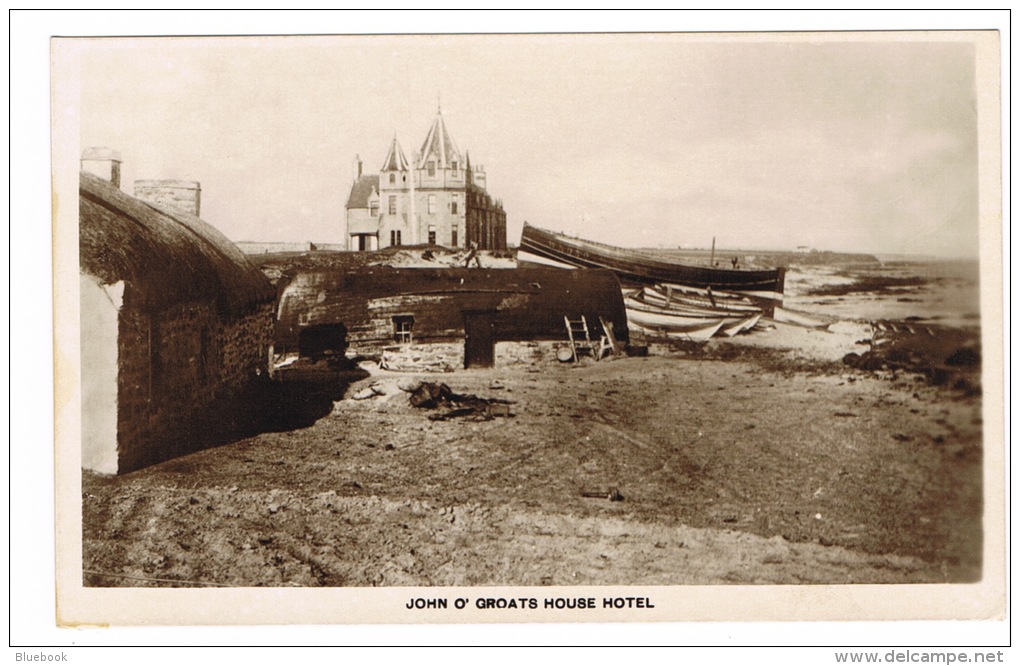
134,179,202,217
355,154,363,179
81,147,122,188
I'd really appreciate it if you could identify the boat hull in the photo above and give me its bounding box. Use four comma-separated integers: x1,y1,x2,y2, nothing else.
520,223,787,302
625,310,726,341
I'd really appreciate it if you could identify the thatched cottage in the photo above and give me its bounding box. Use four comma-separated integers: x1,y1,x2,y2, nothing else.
79,155,277,474
275,266,629,369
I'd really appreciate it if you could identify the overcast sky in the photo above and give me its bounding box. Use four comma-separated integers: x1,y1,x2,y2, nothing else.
71,33,987,256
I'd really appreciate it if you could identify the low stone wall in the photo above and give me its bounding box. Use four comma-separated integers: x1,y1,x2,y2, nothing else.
374,340,569,373
495,341,565,368
379,343,463,373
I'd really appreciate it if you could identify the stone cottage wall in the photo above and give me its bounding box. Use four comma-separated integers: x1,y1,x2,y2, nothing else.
115,299,274,473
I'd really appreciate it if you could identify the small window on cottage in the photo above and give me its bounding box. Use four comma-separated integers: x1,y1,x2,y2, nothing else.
389,173,395,184
369,201,378,217
452,161,458,176
392,315,414,344
427,160,436,177
428,225,436,246
428,194,436,214
388,195,396,215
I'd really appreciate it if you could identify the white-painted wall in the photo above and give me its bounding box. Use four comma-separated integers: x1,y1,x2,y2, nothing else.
79,276,122,475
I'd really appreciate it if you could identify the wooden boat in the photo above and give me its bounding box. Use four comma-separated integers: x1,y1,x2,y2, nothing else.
624,307,726,341
639,285,762,314
616,295,754,338
519,223,787,302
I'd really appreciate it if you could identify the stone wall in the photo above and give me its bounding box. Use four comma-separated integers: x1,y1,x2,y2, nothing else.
114,299,274,473
494,341,565,368
378,343,463,372
133,179,202,217
373,340,568,373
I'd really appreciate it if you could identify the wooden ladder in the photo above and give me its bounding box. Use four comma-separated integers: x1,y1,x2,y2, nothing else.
564,315,594,362
598,316,621,359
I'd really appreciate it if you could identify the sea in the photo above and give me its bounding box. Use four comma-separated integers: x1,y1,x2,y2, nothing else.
782,258,984,330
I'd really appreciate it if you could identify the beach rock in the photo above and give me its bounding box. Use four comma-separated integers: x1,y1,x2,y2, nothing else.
397,377,423,393
352,387,377,400
945,347,980,367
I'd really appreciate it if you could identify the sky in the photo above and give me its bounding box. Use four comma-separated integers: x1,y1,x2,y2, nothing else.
68,32,990,256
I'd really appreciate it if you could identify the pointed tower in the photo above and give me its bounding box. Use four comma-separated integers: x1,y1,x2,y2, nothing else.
380,135,410,186
418,107,463,179
374,135,412,247
410,107,467,248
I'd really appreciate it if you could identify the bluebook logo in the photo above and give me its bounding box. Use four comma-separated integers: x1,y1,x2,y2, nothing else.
14,654,68,662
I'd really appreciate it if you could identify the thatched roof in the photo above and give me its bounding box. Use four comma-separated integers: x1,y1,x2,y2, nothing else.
79,171,276,315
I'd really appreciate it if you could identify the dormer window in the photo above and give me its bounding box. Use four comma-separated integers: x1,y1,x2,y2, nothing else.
452,161,458,176
389,173,395,184
427,160,436,177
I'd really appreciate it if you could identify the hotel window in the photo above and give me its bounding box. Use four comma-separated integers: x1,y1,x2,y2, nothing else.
452,161,458,176
451,226,458,247
388,195,396,215
427,160,436,177
428,194,437,214
428,225,436,246
390,230,401,246
369,201,378,217
392,315,414,344
389,173,395,184
451,200,458,214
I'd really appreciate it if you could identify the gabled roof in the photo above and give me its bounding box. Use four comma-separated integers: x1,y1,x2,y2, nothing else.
381,136,409,172
418,109,462,169
79,171,276,315
346,174,380,210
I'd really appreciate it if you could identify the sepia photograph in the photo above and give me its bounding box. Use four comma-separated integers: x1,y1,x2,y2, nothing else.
44,20,1004,632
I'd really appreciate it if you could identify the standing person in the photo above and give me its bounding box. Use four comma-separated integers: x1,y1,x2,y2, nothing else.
464,241,482,268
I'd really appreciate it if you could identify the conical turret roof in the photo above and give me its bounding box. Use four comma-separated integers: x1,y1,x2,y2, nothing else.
418,108,462,169
381,136,410,172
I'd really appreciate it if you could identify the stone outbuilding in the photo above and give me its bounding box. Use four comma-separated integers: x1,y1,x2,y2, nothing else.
275,266,629,369
79,162,277,474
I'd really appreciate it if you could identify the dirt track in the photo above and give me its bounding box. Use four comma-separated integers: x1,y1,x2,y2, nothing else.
82,342,982,587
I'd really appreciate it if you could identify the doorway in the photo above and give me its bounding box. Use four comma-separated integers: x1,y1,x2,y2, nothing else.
463,311,495,368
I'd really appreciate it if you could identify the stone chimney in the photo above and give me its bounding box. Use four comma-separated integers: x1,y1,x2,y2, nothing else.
133,179,202,217
355,154,363,179
81,147,122,188
473,164,486,190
